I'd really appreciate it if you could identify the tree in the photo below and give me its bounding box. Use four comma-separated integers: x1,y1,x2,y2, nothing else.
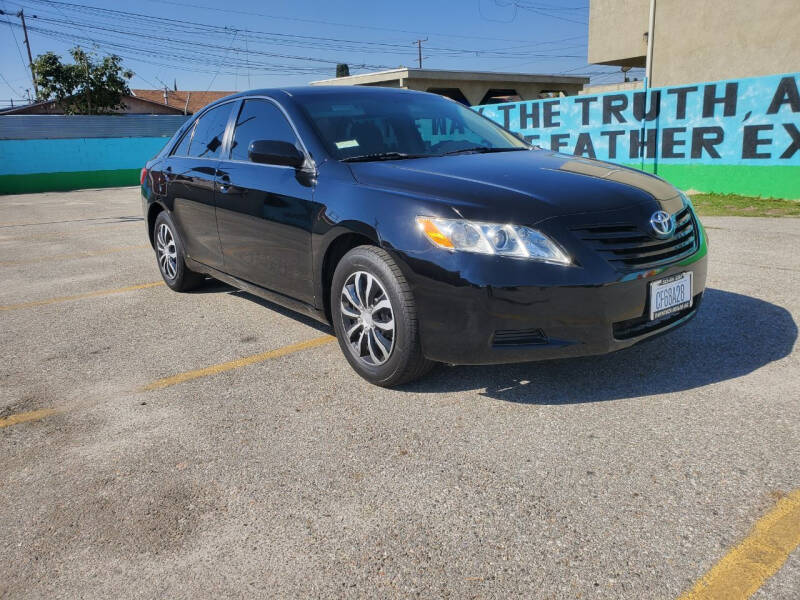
336,63,350,78
32,47,133,115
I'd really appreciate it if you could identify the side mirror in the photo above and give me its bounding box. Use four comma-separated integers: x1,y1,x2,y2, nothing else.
248,140,305,168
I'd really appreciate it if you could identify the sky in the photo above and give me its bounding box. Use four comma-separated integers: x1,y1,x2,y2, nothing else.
0,0,642,107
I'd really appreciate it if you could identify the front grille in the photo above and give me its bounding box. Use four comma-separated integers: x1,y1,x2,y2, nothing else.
492,328,548,347
613,293,703,340
574,206,698,271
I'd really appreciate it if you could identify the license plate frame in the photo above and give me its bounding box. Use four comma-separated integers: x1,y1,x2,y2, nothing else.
649,272,693,320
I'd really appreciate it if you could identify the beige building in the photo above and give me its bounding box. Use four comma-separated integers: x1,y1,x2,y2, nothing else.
310,68,588,105
588,0,800,86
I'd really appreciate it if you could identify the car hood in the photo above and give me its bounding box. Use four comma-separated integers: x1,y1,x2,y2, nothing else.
347,149,684,223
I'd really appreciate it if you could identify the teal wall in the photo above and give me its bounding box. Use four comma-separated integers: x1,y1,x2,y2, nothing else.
0,115,187,195
0,137,168,194
2,136,167,174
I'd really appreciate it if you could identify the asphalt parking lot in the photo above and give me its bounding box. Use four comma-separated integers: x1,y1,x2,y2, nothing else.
1,187,798,599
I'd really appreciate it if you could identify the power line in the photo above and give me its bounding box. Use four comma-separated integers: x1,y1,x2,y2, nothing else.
12,4,405,71
132,71,161,90
17,0,587,60
19,15,388,67
134,0,581,45
0,71,24,95
499,1,589,25
243,28,250,89
7,0,591,93
6,0,597,89
206,29,236,92
480,0,589,25
477,0,518,24
5,0,164,92
10,21,345,76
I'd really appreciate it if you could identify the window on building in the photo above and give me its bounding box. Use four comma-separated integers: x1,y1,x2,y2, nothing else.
479,88,522,105
425,87,470,105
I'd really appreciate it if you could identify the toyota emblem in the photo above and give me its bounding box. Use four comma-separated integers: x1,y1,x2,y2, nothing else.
649,210,675,238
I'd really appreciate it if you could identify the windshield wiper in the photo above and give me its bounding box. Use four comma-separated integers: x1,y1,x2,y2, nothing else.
341,152,427,163
439,147,528,156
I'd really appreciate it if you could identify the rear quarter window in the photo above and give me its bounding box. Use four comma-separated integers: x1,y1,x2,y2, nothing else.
171,122,195,156
189,103,233,159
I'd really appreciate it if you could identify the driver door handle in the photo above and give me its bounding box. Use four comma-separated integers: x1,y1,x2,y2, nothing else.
218,173,231,194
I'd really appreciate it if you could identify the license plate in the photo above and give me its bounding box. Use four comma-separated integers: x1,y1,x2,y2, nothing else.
649,272,693,320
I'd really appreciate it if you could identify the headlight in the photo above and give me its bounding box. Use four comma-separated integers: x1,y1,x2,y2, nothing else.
416,216,571,265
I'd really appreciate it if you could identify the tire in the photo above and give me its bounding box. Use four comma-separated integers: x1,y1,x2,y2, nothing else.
153,211,204,292
331,245,435,387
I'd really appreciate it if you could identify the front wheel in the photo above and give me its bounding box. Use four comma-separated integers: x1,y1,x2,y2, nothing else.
331,246,434,387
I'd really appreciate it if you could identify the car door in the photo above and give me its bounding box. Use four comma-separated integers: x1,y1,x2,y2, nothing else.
216,98,315,304
164,102,234,270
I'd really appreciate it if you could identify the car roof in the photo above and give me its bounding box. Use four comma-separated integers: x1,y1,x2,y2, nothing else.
206,85,431,108
279,86,429,98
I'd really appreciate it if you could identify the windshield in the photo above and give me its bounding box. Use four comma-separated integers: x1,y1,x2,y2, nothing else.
294,92,529,161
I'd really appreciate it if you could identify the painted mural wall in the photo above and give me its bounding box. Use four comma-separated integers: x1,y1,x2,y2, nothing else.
475,73,800,199
0,115,189,195
0,137,172,194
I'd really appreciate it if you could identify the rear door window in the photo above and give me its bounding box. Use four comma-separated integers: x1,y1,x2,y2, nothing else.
188,103,233,159
229,99,299,162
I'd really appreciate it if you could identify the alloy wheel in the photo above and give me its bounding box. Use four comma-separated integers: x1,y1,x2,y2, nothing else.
339,271,395,366
156,223,178,280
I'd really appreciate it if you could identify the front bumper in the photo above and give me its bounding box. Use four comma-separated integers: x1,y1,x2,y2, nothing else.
396,220,708,365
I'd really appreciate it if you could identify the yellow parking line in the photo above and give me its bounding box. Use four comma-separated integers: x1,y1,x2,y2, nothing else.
143,335,336,391
0,224,137,242
0,408,60,429
0,244,150,266
0,281,164,311
678,489,800,600
0,216,143,228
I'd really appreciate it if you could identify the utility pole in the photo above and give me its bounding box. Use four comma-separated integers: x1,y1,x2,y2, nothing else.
643,0,656,173
645,0,656,85
415,38,427,69
16,10,38,99
156,77,171,105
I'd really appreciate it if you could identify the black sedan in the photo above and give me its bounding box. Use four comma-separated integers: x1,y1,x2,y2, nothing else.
141,86,707,386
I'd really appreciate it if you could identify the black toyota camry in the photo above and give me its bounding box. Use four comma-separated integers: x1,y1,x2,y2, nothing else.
141,86,707,386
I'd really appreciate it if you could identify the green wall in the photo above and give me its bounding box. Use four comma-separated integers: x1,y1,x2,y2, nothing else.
624,164,800,199
0,135,171,195
0,169,140,195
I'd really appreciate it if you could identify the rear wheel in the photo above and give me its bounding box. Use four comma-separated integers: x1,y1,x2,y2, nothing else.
153,211,204,292
332,246,434,387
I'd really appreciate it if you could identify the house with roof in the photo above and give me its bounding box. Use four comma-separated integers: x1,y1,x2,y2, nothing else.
0,89,234,115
